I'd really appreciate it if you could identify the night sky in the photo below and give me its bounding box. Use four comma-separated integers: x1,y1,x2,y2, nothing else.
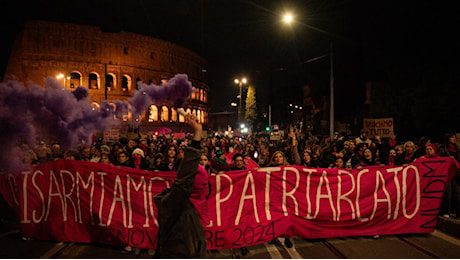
1,0,460,139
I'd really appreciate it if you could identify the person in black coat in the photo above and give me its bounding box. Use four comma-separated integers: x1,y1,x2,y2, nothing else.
154,113,209,258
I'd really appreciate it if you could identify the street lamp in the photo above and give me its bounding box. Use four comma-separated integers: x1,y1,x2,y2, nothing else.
282,13,335,139
234,77,247,122
283,13,293,24
56,73,67,88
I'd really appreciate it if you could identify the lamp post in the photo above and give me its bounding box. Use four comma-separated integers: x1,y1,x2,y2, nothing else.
282,13,335,139
234,77,247,122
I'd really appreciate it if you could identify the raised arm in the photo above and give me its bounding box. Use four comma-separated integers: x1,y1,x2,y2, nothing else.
173,113,203,193
187,113,203,143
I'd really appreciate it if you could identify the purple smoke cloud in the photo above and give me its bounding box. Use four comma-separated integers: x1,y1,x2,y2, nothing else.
129,74,193,122
0,77,118,172
72,86,89,101
0,74,193,172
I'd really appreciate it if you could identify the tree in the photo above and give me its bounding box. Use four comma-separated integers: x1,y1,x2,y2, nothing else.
245,85,257,128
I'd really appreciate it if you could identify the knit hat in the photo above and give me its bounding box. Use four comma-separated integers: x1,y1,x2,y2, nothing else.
215,149,225,157
132,148,145,158
100,145,110,154
426,143,437,153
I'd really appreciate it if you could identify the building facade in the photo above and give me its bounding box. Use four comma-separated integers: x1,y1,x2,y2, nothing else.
4,20,209,132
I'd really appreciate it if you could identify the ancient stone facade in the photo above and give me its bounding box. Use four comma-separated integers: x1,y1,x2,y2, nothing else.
4,20,209,128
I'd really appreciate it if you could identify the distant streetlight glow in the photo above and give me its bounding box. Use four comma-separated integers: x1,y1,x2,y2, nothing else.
234,78,247,84
283,13,294,24
234,77,248,122
56,73,67,88
281,13,335,139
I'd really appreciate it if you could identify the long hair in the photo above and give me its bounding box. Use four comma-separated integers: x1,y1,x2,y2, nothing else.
269,151,289,166
162,143,179,163
442,133,456,146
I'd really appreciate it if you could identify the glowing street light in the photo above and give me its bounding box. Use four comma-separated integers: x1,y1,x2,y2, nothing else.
234,77,247,122
56,73,66,88
282,13,294,24
282,13,335,139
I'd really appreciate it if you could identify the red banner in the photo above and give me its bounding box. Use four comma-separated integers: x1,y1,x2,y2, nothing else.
0,157,458,249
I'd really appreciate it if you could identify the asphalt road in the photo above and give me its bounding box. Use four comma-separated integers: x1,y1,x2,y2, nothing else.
1,218,460,259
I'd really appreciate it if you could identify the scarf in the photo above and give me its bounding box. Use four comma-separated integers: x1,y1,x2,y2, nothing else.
190,165,210,225
404,153,414,163
388,155,396,166
133,154,141,169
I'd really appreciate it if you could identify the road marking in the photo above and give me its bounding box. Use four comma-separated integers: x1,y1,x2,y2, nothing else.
432,230,460,247
264,239,283,259
0,229,19,238
40,241,69,259
284,238,303,259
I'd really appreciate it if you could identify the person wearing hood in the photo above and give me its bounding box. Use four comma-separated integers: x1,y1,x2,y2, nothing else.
154,113,210,258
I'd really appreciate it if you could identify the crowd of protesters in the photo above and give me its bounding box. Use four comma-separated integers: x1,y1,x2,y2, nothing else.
11,124,460,256
23,126,460,222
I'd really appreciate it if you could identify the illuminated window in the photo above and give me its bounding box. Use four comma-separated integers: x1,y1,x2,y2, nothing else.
89,73,98,89
191,86,197,99
204,91,207,103
91,102,100,109
197,110,201,123
161,106,169,122
70,72,81,88
171,108,177,122
200,89,204,102
200,110,204,123
121,75,131,92
148,105,158,122
179,112,185,123
192,109,196,118
105,74,116,90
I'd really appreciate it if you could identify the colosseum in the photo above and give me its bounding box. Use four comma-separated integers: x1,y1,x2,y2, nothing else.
4,20,209,134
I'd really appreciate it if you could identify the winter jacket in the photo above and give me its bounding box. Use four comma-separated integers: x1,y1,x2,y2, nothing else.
154,141,208,258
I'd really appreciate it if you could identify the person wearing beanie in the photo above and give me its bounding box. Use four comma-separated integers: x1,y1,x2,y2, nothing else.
132,148,145,158
421,143,439,158
214,149,226,164
210,149,234,171
154,113,209,258
100,145,111,155
132,148,147,169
